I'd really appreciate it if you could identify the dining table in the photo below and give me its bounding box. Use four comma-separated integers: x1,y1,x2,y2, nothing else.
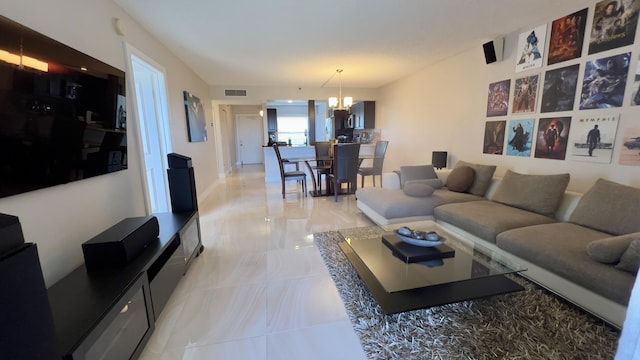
284,154,378,197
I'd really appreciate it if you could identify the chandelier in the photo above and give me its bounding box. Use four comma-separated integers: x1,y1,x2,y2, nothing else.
328,69,352,110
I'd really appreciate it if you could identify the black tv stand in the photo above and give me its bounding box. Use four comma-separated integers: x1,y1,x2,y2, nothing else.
47,211,202,360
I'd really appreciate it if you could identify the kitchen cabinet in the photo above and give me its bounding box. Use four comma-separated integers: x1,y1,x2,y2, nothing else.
350,101,375,129
267,108,277,132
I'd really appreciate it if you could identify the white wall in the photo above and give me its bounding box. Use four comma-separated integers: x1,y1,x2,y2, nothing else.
0,0,219,286
377,0,639,193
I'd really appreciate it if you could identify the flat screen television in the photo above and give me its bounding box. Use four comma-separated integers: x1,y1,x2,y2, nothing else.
0,15,127,199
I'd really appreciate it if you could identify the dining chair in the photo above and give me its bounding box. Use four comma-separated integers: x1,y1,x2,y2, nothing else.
273,144,307,198
358,140,389,188
328,143,361,202
312,141,332,192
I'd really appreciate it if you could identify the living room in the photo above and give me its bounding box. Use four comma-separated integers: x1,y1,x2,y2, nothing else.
1,0,639,358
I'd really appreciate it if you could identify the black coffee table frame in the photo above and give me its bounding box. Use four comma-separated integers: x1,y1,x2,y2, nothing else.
338,228,525,314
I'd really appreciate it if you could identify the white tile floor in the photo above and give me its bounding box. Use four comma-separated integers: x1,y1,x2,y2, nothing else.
139,165,374,360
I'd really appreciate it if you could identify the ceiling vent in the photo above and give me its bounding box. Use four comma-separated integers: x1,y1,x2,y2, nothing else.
224,89,247,96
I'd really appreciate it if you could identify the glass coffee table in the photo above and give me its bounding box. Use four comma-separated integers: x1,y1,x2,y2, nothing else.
338,221,526,314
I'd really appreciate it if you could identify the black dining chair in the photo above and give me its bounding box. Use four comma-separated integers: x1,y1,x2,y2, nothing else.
328,143,361,202
273,144,307,198
312,141,332,192
358,140,389,188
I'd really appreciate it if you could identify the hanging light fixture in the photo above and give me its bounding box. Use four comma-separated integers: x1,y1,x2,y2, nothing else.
328,69,352,110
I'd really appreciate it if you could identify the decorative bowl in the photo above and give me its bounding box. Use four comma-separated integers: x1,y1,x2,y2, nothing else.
394,229,444,247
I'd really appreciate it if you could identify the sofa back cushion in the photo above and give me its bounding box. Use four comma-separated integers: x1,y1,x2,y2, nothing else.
399,165,438,187
454,160,496,197
445,166,475,193
405,178,444,189
569,178,640,235
491,170,570,217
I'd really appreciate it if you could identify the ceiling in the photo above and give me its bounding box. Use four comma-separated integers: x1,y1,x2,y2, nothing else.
114,0,581,89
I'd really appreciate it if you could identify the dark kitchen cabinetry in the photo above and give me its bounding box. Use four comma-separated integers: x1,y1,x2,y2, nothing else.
350,101,376,129
267,108,277,132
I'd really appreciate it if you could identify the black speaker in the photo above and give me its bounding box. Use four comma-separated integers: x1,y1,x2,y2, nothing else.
432,151,448,170
483,41,497,64
0,213,24,254
168,167,198,212
82,216,160,271
0,244,58,359
168,153,192,169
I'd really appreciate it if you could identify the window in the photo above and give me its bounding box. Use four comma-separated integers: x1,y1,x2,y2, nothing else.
277,116,308,145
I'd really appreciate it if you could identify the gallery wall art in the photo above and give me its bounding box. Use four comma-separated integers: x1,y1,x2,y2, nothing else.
588,0,640,55
515,24,547,72
548,8,588,65
481,3,640,167
567,113,619,163
483,120,506,155
506,119,534,157
183,91,207,142
540,64,580,113
579,52,630,110
512,75,539,114
486,80,510,116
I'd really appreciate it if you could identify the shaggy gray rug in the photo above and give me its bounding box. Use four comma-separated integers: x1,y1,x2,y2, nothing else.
314,227,621,360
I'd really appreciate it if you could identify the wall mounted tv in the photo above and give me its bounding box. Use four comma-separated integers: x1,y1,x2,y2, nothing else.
0,15,127,199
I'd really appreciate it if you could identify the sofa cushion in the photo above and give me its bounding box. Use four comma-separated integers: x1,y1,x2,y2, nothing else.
587,233,640,264
616,239,640,274
405,179,444,189
569,178,640,235
403,182,434,197
497,222,635,305
454,160,496,197
491,170,570,217
445,166,475,193
356,187,482,220
434,200,556,243
399,165,438,187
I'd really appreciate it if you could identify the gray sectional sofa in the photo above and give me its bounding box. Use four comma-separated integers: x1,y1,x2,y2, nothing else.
355,161,640,328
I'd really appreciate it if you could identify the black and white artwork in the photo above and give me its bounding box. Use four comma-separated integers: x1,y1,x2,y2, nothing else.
183,91,207,142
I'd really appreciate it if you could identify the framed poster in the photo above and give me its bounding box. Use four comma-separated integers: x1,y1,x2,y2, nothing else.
534,117,572,160
548,8,588,65
588,0,640,55
567,113,619,163
486,80,510,117
540,64,580,113
512,74,539,114
483,120,506,155
506,118,535,157
630,53,640,105
618,127,640,166
183,91,207,142
579,52,630,110
515,24,547,73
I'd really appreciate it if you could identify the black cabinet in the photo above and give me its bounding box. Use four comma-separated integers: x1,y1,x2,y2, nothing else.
267,108,277,132
48,211,201,360
350,101,376,129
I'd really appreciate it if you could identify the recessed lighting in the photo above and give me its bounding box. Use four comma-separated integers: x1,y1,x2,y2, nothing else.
80,67,87,71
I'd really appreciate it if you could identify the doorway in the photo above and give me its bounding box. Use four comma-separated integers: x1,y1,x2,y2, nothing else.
236,114,263,165
125,45,173,214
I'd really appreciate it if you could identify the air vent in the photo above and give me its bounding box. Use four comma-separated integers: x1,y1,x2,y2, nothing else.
224,89,247,96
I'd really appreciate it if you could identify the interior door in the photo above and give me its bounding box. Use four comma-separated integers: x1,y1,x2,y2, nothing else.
236,115,263,165
128,51,172,213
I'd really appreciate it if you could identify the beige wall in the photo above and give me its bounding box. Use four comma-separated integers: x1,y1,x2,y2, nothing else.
0,0,219,286
377,0,639,193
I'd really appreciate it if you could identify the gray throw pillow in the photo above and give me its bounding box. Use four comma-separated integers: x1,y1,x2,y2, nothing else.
445,166,475,193
399,165,438,187
569,179,640,236
491,170,570,217
587,233,640,264
616,239,640,274
405,179,444,189
454,160,496,197
403,182,435,197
